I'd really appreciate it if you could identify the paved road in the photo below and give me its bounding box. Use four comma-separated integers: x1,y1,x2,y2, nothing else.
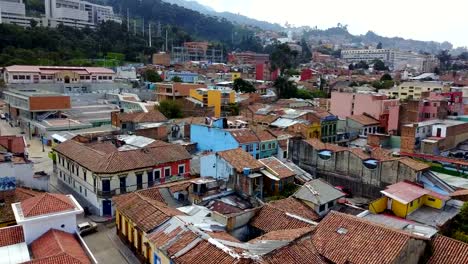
0,118,136,264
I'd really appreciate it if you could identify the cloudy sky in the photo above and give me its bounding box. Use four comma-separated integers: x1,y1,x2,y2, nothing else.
195,0,468,48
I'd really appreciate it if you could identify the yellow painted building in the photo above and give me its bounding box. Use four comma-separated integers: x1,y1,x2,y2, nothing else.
189,87,235,117
307,122,321,140
382,82,445,100
369,181,448,218
230,72,241,81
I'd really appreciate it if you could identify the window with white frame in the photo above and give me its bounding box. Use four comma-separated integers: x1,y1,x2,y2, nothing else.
178,164,185,175
164,167,171,177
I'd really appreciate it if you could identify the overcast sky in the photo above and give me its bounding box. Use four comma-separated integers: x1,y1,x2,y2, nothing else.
195,0,468,48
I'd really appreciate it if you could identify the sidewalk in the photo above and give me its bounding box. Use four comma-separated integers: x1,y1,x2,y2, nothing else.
106,227,141,264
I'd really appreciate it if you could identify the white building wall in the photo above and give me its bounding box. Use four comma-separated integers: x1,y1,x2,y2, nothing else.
0,162,48,191
432,125,447,138
21,213,77,244
0,0,26,16
200,154,233,181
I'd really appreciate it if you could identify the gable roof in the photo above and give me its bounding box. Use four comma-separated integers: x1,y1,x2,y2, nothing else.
293,178,345,205
250,198,319,233
304,138,347,152
217,148,264,173
311,211,425,264
427,235,468,264
348,114,380,126
0,225,24,247
117,110,167,123
21,193,76,217
381,181,430,204
228,129,259,144
0,188,40,224
54,139,191,174
113,192,183,233
259,157,295,179
27,229,90,264
261,235,326,264
254,130,276,142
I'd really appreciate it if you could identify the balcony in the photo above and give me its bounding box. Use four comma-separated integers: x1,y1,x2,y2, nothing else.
97,190,116,198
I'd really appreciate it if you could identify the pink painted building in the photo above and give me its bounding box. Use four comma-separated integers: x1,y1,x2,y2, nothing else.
428,91,463,116
330,92,400,133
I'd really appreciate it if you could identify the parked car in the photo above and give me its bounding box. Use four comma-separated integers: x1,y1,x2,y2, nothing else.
77,221,98,236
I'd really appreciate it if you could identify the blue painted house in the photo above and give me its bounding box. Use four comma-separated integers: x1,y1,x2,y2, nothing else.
191,122,262,158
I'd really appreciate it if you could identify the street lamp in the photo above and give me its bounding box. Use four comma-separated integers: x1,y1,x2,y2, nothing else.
41,134,45,152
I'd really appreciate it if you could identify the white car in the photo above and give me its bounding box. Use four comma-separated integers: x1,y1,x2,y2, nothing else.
77,221,98,236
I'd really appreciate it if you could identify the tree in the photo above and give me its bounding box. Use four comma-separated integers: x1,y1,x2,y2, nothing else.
233,78,256,93
171,76,183,83
270,44,298,75
274,76,298,99
437,50,452,71
355,61,369,70
380,73,393,81
157,100,183,119
376,42,383,49
373,59,388,71
458,52,468,60
144,69,163,82
227,103,240,116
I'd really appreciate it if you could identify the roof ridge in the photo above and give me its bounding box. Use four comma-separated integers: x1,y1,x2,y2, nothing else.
326,211,429,240
22,193,46,216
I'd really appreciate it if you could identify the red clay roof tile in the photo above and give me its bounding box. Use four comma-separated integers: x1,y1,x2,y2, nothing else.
0,225,24,247
21,193,76,217
427,235,468,264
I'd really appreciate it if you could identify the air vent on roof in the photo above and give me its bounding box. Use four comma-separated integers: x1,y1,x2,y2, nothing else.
337,227,348,235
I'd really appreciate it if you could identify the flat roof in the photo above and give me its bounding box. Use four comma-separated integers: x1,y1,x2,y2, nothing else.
0,242,30,263
404,119,466,128
5,89,65,97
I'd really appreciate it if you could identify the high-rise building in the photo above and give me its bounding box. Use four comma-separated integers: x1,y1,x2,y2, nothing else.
0,0,36,27
43,0,121,28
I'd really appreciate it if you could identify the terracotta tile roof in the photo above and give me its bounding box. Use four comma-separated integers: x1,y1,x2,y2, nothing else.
250,227,313,243
450,189,468,197
228,129,259,144
311,211,425,264
166,231,200,256
250,198,319,233
427,235,468,264
348,114,380,126
205,231,240,243
261,235,326,264
259,157,295,179
0,188,40,224
173,240,245,264
254,130,276,142
217,148,264,173
117,110,167,123
348,148,371,160
399,157,430,171
134,179,193,204
0,135,26,154
54,140,191,174
0,225,24,247
21,193,76,217
253,115,279,125
304,138,347,152
27,229,90,264
113,192,182,233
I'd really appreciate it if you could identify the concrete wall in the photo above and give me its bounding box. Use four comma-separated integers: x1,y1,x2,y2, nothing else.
394,238,427,264
0,162,48,191
290,139,419,198
200,154,233,181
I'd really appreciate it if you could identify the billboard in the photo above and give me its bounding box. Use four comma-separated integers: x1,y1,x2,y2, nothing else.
0,177,16,191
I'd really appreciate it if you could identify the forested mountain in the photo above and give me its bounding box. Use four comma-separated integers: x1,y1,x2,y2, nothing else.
160,0,284,31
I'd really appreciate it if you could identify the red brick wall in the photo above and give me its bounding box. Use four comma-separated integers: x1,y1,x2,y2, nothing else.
400,126,417,153
29,96,71,111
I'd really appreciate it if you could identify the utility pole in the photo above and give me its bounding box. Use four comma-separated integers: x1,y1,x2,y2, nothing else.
148,23,152,47
165,29,168,52
133,20,136,35
157,21,161,37
126,8,129,31
142,17,145,36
